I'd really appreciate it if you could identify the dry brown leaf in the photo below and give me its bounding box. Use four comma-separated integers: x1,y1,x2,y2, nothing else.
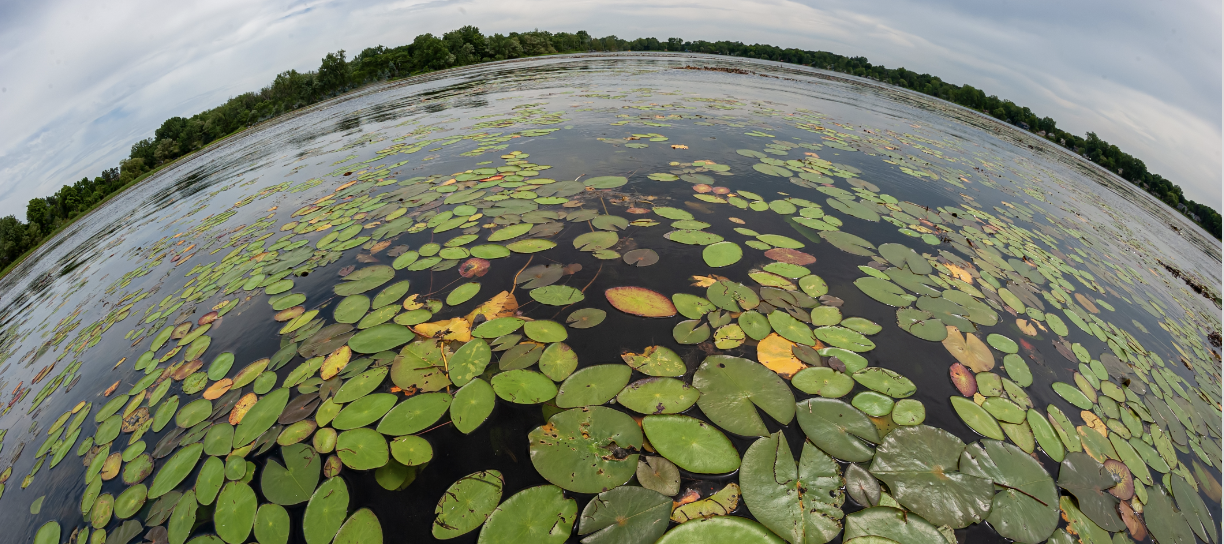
413,318,472,342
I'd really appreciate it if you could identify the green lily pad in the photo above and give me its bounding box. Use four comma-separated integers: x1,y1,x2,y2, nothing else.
334,367,389,403
577,486,671,544
960,439,1060,543
506,239,557,253
523,320,567,342
852,368,916,398
304,477,349,544
234,388,290,447
149,442,203,499
333,393,398,430
1057,452,1124,532
642,415,740,474
621,346,685,377
565,308,606,329
655,516,784,544
892,399,926,426
539,343,578,381
377,392,451,436
473,317,525,338
1144,484,1196,544
451,378,496,434
477,485,576,544
448,339,492,386
348,324,414,353
556,365,631,408
34,522,60,544
389,435,433,466
768,311,814,345
261,443,321,506
673,320,711,344
114,483,148,519
896,308,947,341
336,428,389,470
255,504,290,544
843,507,946,543
196,456,225,506
1052,382,1093,410
215,482,258,544
334,265,395,296
335,508,382,544
168,491,197,544
950,396,1004,440
433,470,504,540
792,367,856,398
741,431,845,543
491,370,558,404
617,378,700,414
693,355,795,436
814,326,876,352
703,242,743,267
795,398,880,462
986,334,1018,353
869,425,992,529
852,392,894,417
529,285,584,306
529,406,642,493
447,283,481,306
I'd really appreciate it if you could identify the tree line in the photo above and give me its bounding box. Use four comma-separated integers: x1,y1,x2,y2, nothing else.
1,26,1217,273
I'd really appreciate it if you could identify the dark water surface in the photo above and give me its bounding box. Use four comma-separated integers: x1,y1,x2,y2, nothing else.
0,54,1219,544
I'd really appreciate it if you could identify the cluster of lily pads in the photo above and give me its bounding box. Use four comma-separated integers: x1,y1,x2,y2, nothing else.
3,67,1219,544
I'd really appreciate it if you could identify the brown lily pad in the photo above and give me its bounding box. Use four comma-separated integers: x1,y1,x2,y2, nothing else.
763,248,817,265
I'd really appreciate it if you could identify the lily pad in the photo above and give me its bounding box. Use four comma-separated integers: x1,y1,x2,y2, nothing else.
703,242,743,267
617,378,700,414
566,308,606,329
491,370,558,404
478,485,576,544
796,398,881,462
577,486,671,544
149,442,203,499
741,432,845,544
304,477,349,544
529,406,642,493
642,415,740,474
693,355,795,436
869,425,992,529
605,287,677,317
793,367,856,398
451,379,496,434
523,320,567,342
621,346,685,377
215,482,257,544
842,507,946,544
1057,452,1124,531
262,443,321,506
960,440,1059,543
376,392,451,436
433,470,504,540
556,365,632,408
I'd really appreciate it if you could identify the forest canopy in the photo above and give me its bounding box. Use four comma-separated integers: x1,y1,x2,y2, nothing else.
2,27,1218,274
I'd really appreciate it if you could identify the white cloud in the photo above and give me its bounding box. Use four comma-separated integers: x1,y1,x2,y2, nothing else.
0,0,1218,219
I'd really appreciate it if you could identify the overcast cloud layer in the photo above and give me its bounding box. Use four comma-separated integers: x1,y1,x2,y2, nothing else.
0,0,1219,220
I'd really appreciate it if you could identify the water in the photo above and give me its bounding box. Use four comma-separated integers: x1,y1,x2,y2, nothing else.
0,54,1218,544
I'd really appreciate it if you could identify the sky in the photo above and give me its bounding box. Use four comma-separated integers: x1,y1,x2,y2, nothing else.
0,0,1219,220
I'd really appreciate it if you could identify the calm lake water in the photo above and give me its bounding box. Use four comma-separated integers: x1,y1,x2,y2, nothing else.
0,54,1219,544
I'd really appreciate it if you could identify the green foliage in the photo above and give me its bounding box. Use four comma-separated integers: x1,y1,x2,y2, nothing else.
4,26,1217,276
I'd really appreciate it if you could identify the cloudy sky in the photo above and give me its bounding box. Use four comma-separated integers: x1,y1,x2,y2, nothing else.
0,0,1219,220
